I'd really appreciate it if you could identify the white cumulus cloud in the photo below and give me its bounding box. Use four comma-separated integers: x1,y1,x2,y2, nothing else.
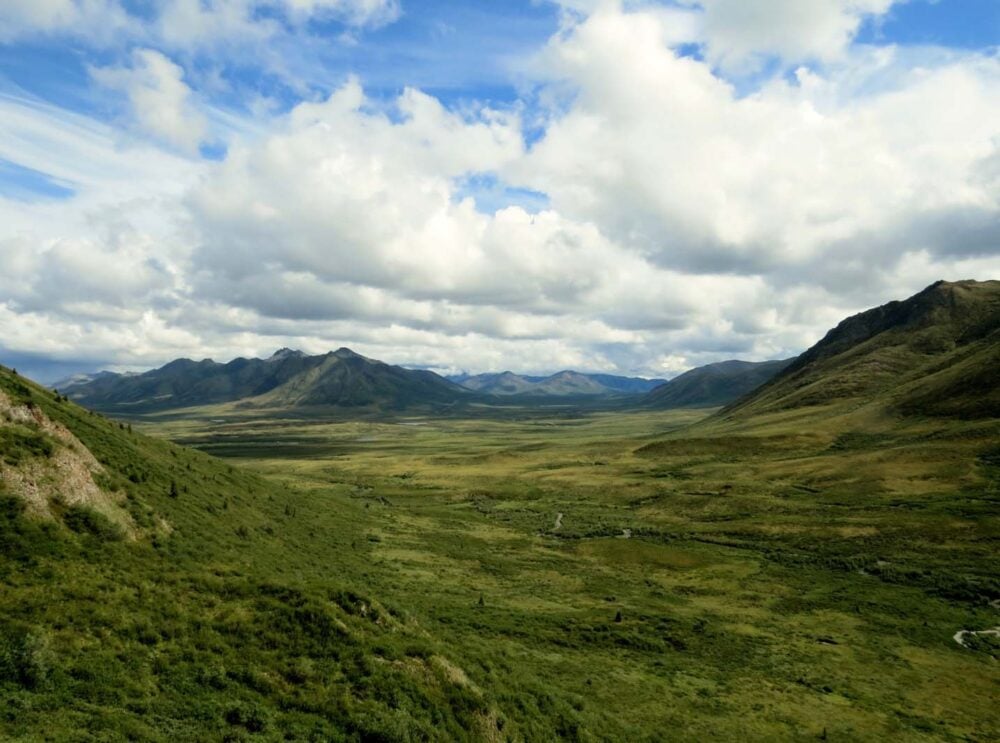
691,0,900,68
1,1,998,380
92,49,209,154
515,6,1000,297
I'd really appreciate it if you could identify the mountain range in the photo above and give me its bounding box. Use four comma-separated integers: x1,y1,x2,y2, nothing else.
61,351,784,414
62,347,470,413
58,280,998,416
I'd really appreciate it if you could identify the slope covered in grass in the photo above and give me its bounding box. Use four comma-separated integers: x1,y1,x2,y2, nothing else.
0,366,500,741
724,280,1000,419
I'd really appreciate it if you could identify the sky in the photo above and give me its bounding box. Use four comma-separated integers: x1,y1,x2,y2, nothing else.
0,0,998,383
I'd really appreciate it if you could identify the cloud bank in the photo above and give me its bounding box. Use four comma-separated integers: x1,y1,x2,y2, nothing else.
0,0,998,381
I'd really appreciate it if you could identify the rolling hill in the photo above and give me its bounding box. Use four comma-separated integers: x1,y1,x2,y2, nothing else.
723,279,1000,419
642,359,792,409
63,348,470,413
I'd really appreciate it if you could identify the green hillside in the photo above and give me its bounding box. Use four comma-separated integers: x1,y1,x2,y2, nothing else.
724,280,1000,419
0,366,499,740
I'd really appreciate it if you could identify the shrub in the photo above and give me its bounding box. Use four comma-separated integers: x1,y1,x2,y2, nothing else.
0,493,62,562
63,505,124,541
225,702,271,733
0,427,56,466
0,626,52,689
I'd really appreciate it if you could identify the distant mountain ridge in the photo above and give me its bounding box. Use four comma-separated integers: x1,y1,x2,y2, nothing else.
42,280,1000,418
642,359,792,409
62,348,793,412
63,347,469,413
723,280,1000,419
448,370,665,397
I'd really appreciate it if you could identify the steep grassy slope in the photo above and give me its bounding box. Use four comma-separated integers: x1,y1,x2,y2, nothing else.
643,359,791,409
725,280,1000,419
0,366,501,741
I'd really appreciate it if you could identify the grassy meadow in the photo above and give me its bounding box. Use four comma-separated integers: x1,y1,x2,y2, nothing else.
118,399,1000,741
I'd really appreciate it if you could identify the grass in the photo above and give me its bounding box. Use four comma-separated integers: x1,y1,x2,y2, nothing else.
3,364,999,740
130,401,1000,741
0,425,56,466
0,370,504,741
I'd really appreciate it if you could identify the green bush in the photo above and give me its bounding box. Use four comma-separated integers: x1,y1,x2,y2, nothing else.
63,505,124,541
0,494,62,563
0,426,56,466
0,626,51,689
225,702,271,733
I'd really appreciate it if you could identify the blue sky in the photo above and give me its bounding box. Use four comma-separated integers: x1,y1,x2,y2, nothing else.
1,1,991,143
857,0,999,47
0,0,997,382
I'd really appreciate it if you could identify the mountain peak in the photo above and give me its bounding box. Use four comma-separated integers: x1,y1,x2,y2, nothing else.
332,347,363,360
269,348,304,362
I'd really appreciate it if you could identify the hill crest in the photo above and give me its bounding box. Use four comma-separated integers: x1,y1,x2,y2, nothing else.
724,280,1000,419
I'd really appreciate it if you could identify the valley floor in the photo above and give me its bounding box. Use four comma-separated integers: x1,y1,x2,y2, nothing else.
130,404,1000,741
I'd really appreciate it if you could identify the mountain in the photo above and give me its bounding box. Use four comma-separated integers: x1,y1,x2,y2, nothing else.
456,371,539,395
584,373,666,394
450,370,665,397
244,348,469,409
63,348,469,413
50,370,123,391
723,280,1000,419
642,359,792,409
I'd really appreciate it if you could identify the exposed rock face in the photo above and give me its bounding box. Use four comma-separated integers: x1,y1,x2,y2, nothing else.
0,390,137,537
